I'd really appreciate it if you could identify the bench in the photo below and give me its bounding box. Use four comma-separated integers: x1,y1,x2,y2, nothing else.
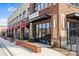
16,41,41,53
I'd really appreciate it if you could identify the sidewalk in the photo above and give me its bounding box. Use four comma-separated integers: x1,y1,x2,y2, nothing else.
0,37,65,56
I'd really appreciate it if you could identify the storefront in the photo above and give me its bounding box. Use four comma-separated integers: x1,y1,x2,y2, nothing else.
62,13,79,51
7,26,14,37
14,24,20,39
20,21,29,40
30,14,51,45
35,22,51,45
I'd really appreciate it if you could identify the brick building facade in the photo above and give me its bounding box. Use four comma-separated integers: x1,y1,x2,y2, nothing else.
29,3,79,48
8,3,79,49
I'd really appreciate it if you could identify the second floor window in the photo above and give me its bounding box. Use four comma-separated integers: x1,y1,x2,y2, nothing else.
17,16,19,21
70,3,79,7
27,9,30,17
19,14,21,20
23,10,26,18
34,3,49,12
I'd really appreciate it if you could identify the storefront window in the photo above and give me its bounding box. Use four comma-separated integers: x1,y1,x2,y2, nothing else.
35,22,51,45
46,29,50,34
67,22,69,29
38,24,42,38
46,22,50,28
35,22,50,38
36,25,39,38
39,24,42,29
15,28,20,39
67,22,77,46
39,30,41,38
41,29,45,37
42,23,46,29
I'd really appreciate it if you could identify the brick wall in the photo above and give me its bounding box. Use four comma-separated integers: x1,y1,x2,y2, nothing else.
29,3,79,47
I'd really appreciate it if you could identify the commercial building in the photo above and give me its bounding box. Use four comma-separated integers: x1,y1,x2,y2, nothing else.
7,3,30,40
8,3,79,50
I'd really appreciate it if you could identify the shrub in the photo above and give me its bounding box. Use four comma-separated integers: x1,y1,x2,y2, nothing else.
34,38,38,42
51,42,58,48
20,37,23,40
28,38,34,42
16,37,23,40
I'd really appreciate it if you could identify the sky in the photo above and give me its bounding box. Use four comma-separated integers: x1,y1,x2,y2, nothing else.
0,3,21,26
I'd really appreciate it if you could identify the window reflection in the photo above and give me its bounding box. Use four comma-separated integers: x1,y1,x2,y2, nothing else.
35,22,51,45
23,10,26,18
35,22,50,38
34,3,50,12
42,23,46,29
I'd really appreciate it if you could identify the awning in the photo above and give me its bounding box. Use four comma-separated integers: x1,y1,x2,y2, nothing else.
20,21,29,28
8,26,14,30
29,14,51,22
14,24,20,30
67,13,79,19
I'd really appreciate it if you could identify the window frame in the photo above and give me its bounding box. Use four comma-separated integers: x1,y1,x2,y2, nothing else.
23,10,26,18
35,22,51,38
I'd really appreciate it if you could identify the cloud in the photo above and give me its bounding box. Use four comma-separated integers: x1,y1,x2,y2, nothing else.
0,18,7,26
8,6,17,12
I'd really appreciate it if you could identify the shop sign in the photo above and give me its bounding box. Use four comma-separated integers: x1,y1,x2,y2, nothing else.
29,11,39,20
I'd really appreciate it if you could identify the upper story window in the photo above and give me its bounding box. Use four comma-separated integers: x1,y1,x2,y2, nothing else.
16,16,19,21
34,3,50,12
23,10,26,18
44,3,49,8
27,9,30,17
70,3,79,7
19,14,21,20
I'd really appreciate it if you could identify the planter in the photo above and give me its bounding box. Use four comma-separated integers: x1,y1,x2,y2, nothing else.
16,40,41,53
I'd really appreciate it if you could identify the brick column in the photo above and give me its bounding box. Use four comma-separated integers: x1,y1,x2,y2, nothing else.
51,14,59,47
58,14,67,48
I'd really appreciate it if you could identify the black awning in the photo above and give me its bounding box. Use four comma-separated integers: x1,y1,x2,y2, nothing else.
29,14,51,22
67,13,79,19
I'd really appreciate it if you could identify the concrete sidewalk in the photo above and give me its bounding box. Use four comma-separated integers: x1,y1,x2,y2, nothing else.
0,37,65,56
